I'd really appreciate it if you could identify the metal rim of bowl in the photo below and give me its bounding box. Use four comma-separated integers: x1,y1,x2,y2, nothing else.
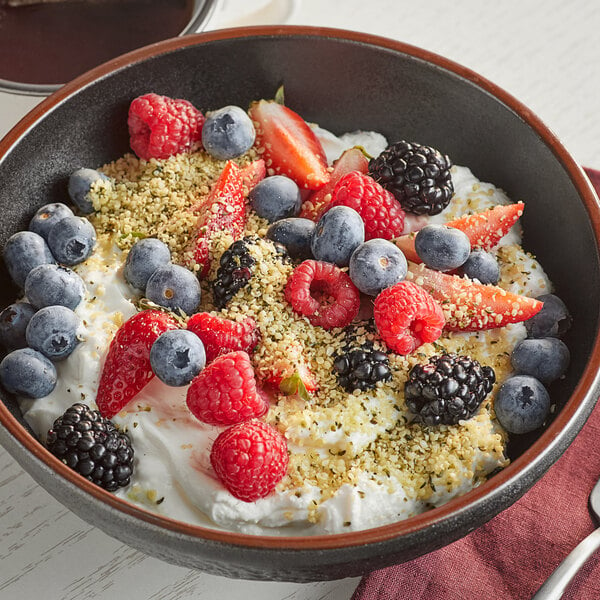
0,24,600,552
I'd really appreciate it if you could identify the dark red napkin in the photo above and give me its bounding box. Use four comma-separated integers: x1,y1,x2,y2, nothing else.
353,168,600,600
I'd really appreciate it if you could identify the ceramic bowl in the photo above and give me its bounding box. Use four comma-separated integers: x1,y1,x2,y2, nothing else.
0,26,599,582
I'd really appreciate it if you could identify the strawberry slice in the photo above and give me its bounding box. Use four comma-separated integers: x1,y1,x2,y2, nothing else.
248,99,330,191
393,203,525,264
96,310,180,418
407,262,543,331
240,158,266,194
299,147,369,220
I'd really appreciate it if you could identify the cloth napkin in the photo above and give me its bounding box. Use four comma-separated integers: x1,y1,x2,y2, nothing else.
353,168,600,600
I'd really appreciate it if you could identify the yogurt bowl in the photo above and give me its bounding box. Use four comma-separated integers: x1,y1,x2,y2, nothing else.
0,26,599,582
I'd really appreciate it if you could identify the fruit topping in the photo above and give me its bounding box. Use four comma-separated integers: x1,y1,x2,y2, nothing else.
510,337,570,384
249,175,302,223
525,293,572,339
146,263,201,316
0,347,57,399
266,217,315,261
369,140,454,215
333,343,392,392
459,248,500,285
46,403,134,491
414,224,471,271
47,215,97,266
0,302,36,351
68,168,111,215
404,354,495,426
212,239,255,310
3,231,55,288
29,203,74,239
124,238,172,291
201,105,256,160
210,419,289,502
24,264,85,311
149,329,206,387
26,305,81,361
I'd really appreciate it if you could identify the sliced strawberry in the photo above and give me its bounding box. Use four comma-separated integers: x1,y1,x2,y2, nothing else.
96,310,180,418
299,147,369,220
407,262,543,331
249,100,330,190
240,158,266,195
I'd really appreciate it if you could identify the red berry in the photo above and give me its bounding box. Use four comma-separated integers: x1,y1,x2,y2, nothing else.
284,260,360,330
128,93,205,160
186,313,260,363
210,419,289,502
329,171,405,240
186,351,268,426
374,281,445,355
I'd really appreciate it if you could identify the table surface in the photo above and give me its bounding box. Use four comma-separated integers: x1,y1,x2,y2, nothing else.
1,1,600,598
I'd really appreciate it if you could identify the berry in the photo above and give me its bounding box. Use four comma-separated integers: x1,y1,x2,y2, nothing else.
0,348,57,398
329,171,405,240
349,238,407,296
24,263,85,310
46,403,134,491
249,175,302,223
210,419,288,502
68,168,111,214
128,93,205,160
96,310,179,418
248,99,329,190
186,351,267,426
146,263,201,315
369,141,453,215
149,329,206,387
29,202,74,239
404,354,495,426
202,105,256,160
26,305,81,361
511,337,570,384
414,224,471,271
0,302,37,351
123,238,171,291
186,313,260,363
284,260,360,330
311,205,365,267
494,375,551,434
47,215,97,266
333,345,391,392
373,281,445,355
525,294,572,339
212,239,255,309
459,248,500,284
266,217,315,261
3,231,55,288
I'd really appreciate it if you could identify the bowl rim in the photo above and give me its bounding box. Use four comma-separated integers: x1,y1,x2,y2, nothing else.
1,24,600,552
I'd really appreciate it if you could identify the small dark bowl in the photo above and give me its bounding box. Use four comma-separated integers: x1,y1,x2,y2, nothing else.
0,26,599,583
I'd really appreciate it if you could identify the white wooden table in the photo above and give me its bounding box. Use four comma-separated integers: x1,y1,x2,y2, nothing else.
1,1,600,598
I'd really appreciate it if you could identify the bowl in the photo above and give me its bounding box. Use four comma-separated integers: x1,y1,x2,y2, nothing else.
0,26,599,582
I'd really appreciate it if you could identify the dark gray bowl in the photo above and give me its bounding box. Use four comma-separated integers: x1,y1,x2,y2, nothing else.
0,26,599,583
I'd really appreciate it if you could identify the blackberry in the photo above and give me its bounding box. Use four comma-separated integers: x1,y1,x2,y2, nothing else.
212,239,255,309
369,141,453,215
46,403,134,491
404,354,495,426
333,340,392,392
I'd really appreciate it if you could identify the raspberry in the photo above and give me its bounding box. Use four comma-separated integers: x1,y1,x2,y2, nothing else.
374,281,445,355
210,419,289,502
187,313,260,363
128,93,205,160
329,171,405,240
186,351,268,426
284,260,360,330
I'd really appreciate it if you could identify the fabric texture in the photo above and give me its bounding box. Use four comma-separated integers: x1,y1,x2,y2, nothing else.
353,168,600,600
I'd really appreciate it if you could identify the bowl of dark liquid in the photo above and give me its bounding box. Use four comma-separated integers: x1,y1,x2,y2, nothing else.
0,0,218,95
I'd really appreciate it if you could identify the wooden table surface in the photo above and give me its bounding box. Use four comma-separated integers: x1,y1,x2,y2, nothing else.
1,1,600,598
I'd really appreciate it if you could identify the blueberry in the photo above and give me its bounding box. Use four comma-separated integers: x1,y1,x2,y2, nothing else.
146,264,201,315
0,347,57,398
494,375,551,434
525,294,572,339
249,175,302,223
3,231,56,288
201,105,256,160
68,168,110,214
47,216,96,266
124,238,171,291
414,224,471,271
149,329,206,386
29,203,74,239
0,302,37,351
511,337,570,384
25,264,85,310
266,218,315,260
26,305,81,361
460,248,500,284
311,206,365,267
349,239,408,296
